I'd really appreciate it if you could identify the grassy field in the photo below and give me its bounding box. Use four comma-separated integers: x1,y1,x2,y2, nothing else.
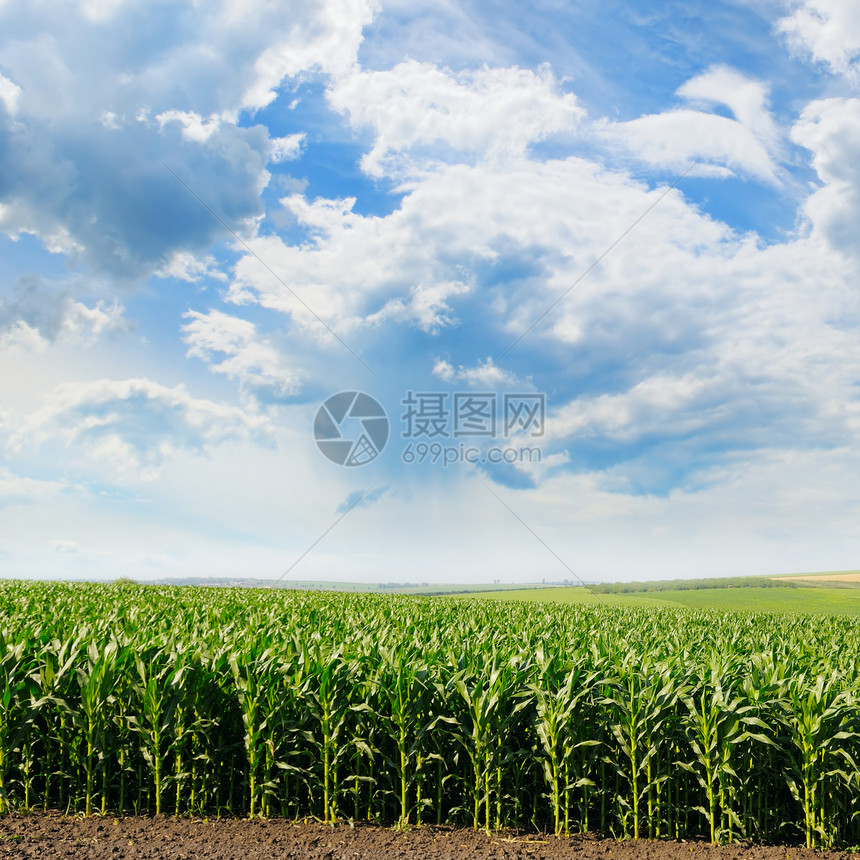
459,586,679,608
473,583,860,615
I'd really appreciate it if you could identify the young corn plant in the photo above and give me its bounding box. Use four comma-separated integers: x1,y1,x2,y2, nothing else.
452,652,530,832
0,632,40,813
531,650,600,836
3,581,860,839
602,654,679,840
780,672,858,848
34,636,80,811
73,639,119,815
228,643,280,818
374,642,453,828
298,642,359,823
680,658,774,843
129,649,188,815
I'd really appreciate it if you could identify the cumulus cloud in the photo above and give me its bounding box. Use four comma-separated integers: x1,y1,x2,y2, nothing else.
14,378,272,478
182,309,301,404
678,66,781,154
432,358,518,387
328,60,584,175
365,281,470,333
220,132,860,495
155,110,224,144
0,276,127,347
220,149,859,497
269,133,305,164
229,155,728,355
778,0,860,83
0,72,21,116
155,251,228,283
792,97,860,262
0,0,376,279
601,66,782,184
236,0,378,113
540,234,860,494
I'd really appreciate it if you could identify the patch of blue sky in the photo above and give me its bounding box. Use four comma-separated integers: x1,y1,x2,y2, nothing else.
360,1,790,119
0,234,70,288
477,460,539,490
251,81,405,220
550,437,726,498
668,174,806,243
120,289,229,395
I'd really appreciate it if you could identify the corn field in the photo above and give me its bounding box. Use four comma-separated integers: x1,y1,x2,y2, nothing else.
0,581,859,847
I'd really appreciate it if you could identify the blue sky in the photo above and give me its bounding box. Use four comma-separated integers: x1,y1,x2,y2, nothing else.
2,0,860,583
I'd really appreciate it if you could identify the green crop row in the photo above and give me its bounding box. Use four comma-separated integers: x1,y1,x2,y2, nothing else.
0,580,859,847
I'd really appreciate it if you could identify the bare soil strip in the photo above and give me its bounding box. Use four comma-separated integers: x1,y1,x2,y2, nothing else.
0,815,855,860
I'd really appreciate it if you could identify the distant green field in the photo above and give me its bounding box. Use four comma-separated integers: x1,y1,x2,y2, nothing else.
472,585,860,615
462,587,681,608
647,586,860,615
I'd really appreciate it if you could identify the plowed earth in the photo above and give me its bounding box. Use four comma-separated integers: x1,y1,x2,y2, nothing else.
1,815,855,860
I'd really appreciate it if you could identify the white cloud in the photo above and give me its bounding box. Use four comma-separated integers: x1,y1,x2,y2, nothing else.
156,110,223,143
0,321,49,353
328,60,584,176
269,132,305,163
156,251,228,283
432,358,518,387
0,277,128,347
222,133,860,501
601,67,782,184
14,378,272,478
365,280,470,332
792,97,860,261
678,65,780,153
183,309,301,404
540,232,860,495
229,155,728,350
0,0,378,279
60,299,127,344
0,72,21,116
237,0,380,113
778,0,860,82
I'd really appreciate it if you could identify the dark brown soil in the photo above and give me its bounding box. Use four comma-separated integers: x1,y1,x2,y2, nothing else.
0,814,854,860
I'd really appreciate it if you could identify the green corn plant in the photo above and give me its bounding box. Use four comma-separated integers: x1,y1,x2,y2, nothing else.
129,649,187,815
298,641,359,823
374,642,451,828
0,632,40,813
228,643,280,817
602,653,679,840
531,650,600,836
1,581,860,840
34,636,80,811
74,639,118,815
779,671,858,848
679,657,774,843
452,651,530,832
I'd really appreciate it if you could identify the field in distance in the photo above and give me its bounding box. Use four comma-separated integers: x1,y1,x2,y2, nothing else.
467,571,860,615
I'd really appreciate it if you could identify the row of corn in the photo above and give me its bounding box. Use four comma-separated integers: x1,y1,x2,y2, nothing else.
0,580,859,847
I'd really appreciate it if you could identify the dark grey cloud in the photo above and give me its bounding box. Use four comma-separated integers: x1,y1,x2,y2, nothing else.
0,0,374,281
